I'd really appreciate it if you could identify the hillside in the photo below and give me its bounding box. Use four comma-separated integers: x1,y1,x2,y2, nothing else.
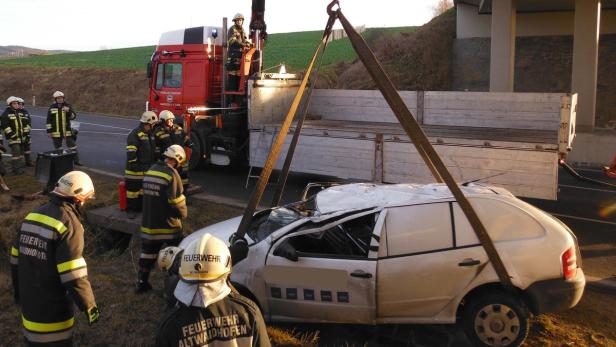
0,45,69,58
0,27,416,71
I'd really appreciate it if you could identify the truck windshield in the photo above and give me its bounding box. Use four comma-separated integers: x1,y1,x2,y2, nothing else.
155,63,182,89
247,199,316,242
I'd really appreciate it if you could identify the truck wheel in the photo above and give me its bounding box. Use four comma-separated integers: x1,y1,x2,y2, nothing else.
189,134,203,171
462,291,529,347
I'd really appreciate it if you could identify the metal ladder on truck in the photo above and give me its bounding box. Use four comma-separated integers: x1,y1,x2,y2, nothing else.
245,126,278,188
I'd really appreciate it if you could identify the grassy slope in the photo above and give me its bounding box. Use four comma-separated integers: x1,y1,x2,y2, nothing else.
0,27,416,71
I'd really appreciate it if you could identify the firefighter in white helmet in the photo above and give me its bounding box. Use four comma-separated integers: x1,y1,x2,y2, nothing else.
136,144,188,293
124,111,158,214
10,171,99,346
47,91,81,165
154,110,192,190
227,12,250,92
15,97,33,167
1,96,28,174
155,233,270,347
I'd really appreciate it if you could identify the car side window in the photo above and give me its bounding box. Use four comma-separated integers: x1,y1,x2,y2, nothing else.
155,63,182,89
385,203,453,256
286,213,377,258
453,198,545,246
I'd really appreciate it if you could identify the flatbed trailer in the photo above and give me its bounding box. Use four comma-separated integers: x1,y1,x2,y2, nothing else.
248,86,576,200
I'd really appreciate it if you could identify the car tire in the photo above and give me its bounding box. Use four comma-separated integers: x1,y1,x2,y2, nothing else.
462,291,529,347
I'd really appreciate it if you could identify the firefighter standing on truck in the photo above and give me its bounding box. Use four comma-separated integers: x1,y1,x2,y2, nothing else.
155,233,270,347
47,91,82,165
16,97,33,167
1,96,28,174
125,111,158,214
227,13,250,92
136,144,188,293
10,171,100,346
155,110,192,190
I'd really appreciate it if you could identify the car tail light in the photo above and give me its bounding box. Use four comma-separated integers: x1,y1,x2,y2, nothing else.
562,247,577,280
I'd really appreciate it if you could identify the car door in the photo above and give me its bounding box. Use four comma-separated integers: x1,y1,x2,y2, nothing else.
263,210,383,324
377,202,488,321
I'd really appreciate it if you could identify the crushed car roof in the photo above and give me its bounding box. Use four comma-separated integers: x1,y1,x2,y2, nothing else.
315,183,508,214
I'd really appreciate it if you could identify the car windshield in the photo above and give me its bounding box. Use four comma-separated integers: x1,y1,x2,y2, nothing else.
247,198,315,242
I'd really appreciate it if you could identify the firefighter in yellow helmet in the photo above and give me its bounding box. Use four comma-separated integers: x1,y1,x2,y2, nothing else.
47,91,81,165
10,171,99,346
154,110,192,190
227,13,250,92
125,111,158,214
155,233,270,347
1,96,27,174
136,144,188,293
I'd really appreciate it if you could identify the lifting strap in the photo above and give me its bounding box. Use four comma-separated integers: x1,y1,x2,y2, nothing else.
234,12,338,239
270,13,337,207
329,0,514,293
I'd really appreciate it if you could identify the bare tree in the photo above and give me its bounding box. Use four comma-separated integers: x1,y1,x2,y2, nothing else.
432,0,454,17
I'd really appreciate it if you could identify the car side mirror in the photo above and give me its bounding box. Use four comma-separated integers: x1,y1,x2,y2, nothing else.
146,62,153,79
273,241,298,262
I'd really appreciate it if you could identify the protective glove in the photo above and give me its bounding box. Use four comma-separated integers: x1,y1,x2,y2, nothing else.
85,306,100,326
228,234,249,265
62,106,70,113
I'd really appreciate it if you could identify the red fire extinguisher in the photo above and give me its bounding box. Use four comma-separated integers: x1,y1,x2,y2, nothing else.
119,180,127,211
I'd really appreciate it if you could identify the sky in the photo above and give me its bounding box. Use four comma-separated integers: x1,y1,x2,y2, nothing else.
2,0,438,51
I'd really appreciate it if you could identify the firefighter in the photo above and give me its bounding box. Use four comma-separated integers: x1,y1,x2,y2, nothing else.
227,13,250,92
47,91,82,165
155,233,270,347
155,110,192,190
10,171,99,346
0,131,8,191
125,111,158,214
136,144,188,293
16,97,33,167
1,96,26,174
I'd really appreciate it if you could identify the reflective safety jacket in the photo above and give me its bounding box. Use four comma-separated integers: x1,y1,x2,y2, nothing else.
154,124,191,160
126,124,157,180
1,106,28,145
155,291,271,347
19,108,32,143
141,162,187,240
46,102,77,138
10,195,96,344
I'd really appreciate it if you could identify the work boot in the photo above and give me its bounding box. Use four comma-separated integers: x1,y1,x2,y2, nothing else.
135,271,152,294
74,153,83,166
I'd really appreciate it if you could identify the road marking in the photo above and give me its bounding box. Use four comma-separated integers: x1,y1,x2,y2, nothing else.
550,213,616,226
30,115,132,131
559,184,616,194
30,129,128,135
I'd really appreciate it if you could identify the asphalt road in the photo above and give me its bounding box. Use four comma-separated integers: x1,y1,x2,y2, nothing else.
25,107,616,264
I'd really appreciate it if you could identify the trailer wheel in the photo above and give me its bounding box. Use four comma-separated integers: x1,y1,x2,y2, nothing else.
462,291,529,347
189,133,204,171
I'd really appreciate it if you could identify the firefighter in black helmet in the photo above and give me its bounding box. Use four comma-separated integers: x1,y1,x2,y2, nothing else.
125,111,158,214
47,91,81,165
10,171,99,347
136,144,188,293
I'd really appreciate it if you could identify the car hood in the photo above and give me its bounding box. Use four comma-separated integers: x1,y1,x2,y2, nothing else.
180,215,245,248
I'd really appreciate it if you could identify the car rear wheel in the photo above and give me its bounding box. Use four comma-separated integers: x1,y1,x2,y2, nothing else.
462,291,529,347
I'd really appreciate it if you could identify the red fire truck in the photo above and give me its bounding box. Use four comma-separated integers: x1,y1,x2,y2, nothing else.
146,0,267,169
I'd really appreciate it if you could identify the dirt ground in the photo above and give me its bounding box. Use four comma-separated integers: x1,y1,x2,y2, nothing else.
0,168,615,346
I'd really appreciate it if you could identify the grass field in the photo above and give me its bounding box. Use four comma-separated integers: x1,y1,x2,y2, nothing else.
0,27,416,71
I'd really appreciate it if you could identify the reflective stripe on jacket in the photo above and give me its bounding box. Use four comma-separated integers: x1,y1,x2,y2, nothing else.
154,124,191,160
10,195,96,344
46,102,76,138
141,163,187,240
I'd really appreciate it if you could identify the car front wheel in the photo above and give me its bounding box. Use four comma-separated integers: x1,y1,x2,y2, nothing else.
462,291,529,347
